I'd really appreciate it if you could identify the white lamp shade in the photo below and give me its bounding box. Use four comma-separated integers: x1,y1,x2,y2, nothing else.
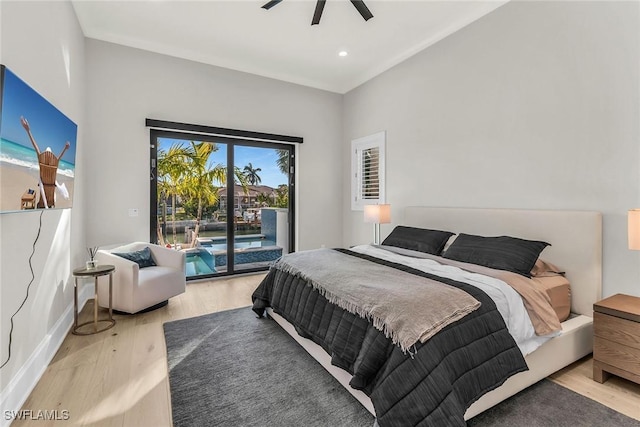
364,204,391,224
629,209,640,250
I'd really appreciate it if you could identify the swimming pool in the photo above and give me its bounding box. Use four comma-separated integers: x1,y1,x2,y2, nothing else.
185,249,216,276
211,245,282,267
197,235,275,252
184,243,283,277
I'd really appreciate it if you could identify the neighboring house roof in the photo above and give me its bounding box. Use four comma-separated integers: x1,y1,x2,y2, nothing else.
217,185,276,197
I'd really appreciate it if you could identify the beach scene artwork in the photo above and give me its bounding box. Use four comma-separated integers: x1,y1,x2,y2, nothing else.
0,65,77,213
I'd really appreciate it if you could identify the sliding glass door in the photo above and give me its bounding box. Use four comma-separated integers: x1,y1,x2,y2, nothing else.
150,130,294,279
231,145,292,273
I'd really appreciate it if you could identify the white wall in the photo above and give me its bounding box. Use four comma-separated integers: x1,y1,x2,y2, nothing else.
0,0,86,419
84,40,343,252
343,1,640,298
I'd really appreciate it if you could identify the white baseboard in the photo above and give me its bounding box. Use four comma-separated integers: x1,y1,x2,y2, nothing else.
0,285,93,427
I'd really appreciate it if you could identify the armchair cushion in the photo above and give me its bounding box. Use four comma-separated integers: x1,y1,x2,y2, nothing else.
112,246,157,268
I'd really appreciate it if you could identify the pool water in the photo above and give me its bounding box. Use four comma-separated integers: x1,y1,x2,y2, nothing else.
202,240,276,251
197,235,275,252
211,246,283,267
185,249,216,276
185,242,283,277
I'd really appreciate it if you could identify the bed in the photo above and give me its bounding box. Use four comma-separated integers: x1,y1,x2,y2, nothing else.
252,207,602,425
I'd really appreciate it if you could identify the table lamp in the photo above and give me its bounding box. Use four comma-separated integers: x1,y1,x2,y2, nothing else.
364,204,391,245
629,209,640,250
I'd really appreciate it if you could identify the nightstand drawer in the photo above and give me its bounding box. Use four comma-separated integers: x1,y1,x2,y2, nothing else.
594,312,640,350
594,337,640,376
593,294,640,385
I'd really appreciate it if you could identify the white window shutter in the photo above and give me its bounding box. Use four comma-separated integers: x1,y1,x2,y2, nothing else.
351,131,385,210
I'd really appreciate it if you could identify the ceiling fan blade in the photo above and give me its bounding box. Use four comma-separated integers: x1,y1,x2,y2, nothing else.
350,0,373,21
311,0,326,25
262,0,283,10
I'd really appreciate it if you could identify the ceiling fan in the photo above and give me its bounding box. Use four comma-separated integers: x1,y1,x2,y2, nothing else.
262,0,374,26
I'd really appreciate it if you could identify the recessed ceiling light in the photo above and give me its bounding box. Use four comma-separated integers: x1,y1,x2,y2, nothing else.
338,50,349,57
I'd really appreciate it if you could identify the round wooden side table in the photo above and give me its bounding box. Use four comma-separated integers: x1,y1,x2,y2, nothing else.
72,264,116,335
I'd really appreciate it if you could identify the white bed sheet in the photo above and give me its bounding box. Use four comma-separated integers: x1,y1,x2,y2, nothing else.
349,244,558,355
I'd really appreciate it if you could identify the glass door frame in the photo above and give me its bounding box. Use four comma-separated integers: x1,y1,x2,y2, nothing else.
149,128,296,280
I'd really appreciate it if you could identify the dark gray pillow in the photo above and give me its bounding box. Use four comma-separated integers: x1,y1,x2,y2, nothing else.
113,246,157,268
442,233,550,277
381,226,455,255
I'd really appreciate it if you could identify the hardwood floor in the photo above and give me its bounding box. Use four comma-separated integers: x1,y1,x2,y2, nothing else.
550,357,640,421
16,273,640,426
15,274,264,427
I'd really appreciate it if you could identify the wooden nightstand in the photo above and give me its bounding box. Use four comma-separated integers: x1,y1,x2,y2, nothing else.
593,293,640,385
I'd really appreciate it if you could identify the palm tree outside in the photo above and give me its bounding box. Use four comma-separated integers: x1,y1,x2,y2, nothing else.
276,149,289,176
180,141,226,247
157,143,190,246
243,162,262,185
154,136,294,278
156,139,289,254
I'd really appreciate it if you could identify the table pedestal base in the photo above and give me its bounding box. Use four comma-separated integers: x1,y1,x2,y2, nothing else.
73,318,116,335
72,265,115,336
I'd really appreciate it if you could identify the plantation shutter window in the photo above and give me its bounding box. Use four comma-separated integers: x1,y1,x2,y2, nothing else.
351,131,386,210
360,146,380,200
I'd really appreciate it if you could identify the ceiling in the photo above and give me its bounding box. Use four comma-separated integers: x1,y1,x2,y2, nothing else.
71,0,508,94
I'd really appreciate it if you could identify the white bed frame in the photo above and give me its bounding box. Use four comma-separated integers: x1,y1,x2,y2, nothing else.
268,207,602,420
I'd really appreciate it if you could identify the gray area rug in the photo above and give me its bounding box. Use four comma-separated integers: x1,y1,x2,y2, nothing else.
163,307,375,427
468,379,640,427
164,307,640,427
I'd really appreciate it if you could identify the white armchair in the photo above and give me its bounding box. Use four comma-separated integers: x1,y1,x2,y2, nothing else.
95,242,186,314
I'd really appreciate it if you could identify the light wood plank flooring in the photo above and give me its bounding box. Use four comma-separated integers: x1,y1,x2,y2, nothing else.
15,274,640,426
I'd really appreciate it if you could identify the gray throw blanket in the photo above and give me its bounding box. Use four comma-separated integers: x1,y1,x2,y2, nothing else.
273,248,480,352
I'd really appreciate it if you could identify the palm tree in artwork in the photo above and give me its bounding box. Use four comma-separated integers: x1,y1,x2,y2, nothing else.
243,162,262,185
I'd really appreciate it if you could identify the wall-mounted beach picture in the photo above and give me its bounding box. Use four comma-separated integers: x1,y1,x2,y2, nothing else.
0,65,77,213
